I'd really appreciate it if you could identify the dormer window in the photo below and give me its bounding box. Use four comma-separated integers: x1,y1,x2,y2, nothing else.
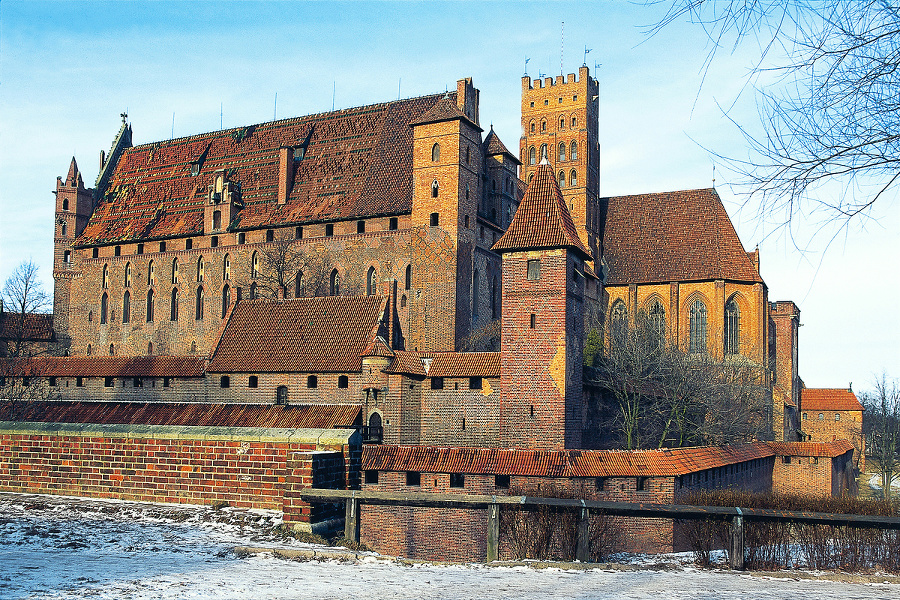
191,162,200,176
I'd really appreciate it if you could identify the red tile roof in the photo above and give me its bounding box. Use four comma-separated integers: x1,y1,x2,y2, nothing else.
492,160,591,259
0,400,360,429
427,352,500,378
0,312,54,342
76,93,454,246
385,350,429,375
362,335,395,358
600,189,764,285
408,94,480,130
9,356,205,377
768,440,855,458
363,443,776,477
208,296,387,373
483,127,520,164
801,388,864,412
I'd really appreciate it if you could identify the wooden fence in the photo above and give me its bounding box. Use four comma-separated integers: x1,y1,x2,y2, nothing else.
299,488,900,569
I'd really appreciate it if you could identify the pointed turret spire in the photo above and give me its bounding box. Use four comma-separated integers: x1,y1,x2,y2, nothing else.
65,157,82,187
492,159,591,259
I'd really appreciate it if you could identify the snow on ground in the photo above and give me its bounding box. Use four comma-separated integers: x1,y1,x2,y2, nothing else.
1,492,896,600
868,473,900,493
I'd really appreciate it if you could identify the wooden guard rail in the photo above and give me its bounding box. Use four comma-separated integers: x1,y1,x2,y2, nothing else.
299,489,900,569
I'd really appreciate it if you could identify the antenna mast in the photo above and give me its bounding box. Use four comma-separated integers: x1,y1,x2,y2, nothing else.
560,21,564,75
273,93,277,122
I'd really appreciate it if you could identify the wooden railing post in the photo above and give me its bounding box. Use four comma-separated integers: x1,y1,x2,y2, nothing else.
576,504,590,562
729,508,744,571
344,492,360,543
486,502,500,562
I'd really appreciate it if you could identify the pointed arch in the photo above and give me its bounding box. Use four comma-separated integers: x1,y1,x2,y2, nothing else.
405,264,412,290
725,294,741,355
558,142,566,162
294,270,303,297
100,292,108,324
221,284,230,318
558,171,566,187
529,146,536,165
223,253,231,280
610,299,627,346
472,269,480,320
570,141,577,160
366,266,377,296
330,269,340,296
171,258,179,284
251,251,259,279
148,260,155,286
196,255,204,282
122,290,131,324
644,297,666,345
431,142,440,162
146,288,154,322
195,286,204,320
170,288,179,321
102,264,109,289
431,180,439,198
689,297,708,354
570,169,577,187
147,341,153,355
124,262,132,287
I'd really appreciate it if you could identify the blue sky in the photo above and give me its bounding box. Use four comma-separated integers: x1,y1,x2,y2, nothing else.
1,1,897,393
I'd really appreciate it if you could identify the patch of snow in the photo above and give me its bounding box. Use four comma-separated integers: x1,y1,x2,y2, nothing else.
0,492,894,599
867,473,900,491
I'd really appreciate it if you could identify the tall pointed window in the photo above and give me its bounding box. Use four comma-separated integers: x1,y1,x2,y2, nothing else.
431,180,439,198
221,285,230,318
529,146,536,165
367,267,377,296
171,258,179,285
330,269,340,296
540,144,547,160
170,288,179,321
146,289,154,322
100,293,108,324
251,252,259,279
570,141,577,160
558,171,566,187
102,264,109,289
431,143,440,162
294,271,303,298
122,291,131,324
148,260,155,286
559,142,566,162
647,300,665,346
689,298,708,354
405,264,411,290
725,297,740,355
124,262,132,287
249,282,257,299
61,222,67,237
223,253,230,280
196,256,204,282
195,286,204,320
570,169,577,187
610,300,627,347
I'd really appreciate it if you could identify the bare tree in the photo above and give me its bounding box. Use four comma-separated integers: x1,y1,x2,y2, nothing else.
247,232,306,299
1,261,52,358
650,1,900,231
589,313,770,450
862,374,900,499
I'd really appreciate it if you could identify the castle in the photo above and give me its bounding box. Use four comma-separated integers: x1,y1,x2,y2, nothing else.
0,66,866,561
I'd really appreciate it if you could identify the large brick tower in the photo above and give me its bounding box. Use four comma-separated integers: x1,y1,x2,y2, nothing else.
520,66,600,264
52,158,95,352
493,159,592,449
408,80,484,351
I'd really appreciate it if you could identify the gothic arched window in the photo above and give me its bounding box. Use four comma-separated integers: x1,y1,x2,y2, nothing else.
570,141,577,160
294,271,303,297
195,286,204,320
725,297,740,355
559,142,566,162
223,254,230,280
689,298,708,354
122,291,131,324
558,171,566,187
221,285,230,318
540,144,548,160
148,260,155,286
570,169,577,187
647,300,665,346
405,264,411,290
196,256,204,283
124,263,132,288
100,292,108,324
472,269,480,320
529,146,536,165
431,143,440,162
330,269,340,296
431,180,439,198
171,258,179,285
170,288,179,321
102,264,109,289
249,282,257,299
146,289,154,322
251,252,259,279
610,300,627,346
367,267,377,296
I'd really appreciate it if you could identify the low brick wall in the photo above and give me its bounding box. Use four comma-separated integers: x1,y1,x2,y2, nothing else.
0,421,355,513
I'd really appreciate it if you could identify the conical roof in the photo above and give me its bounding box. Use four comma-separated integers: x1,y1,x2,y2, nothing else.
66,157,81,186
492,159,591,259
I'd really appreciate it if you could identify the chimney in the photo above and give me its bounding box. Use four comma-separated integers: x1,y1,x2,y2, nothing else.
277,147,293,205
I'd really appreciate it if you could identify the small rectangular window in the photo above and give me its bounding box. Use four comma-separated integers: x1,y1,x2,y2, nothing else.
338,375,349,388
430,377,444,390
114,245,121,256
159,241,166,252
365,470,379,485
76,377,84,387
136,244,144,255
449,473,465,488
430,213,439,227
530,313,536,328
133,377,143,388
307,375,318,388
782,456,791,464
389,217,398,230
295,226,303,239
495,474,510,489
325,224,334,237
163,377,171,387
104,377,114,387
469,377,482,390
357,220,365,234
64,251,71,263
406,471,421,486
266,229,274,242
238,232,246,244
220,375,230,388
48,377,57,387
249,375,258,388
595,477,606,491
211,236,219,248
92,248,99,258
185,239,193,250
527,259,540,280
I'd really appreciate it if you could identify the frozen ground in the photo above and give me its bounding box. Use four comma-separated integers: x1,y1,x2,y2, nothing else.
1,492,897,600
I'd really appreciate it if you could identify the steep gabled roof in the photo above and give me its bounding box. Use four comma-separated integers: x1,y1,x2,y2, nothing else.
208,296,387,373
76,93,454,246
427,352,500,378
801,388,865,412
0,312,54,342
483,127,520,164
0,400,360,429
492,160,591,259
409,94,481,130
600,188,763,285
